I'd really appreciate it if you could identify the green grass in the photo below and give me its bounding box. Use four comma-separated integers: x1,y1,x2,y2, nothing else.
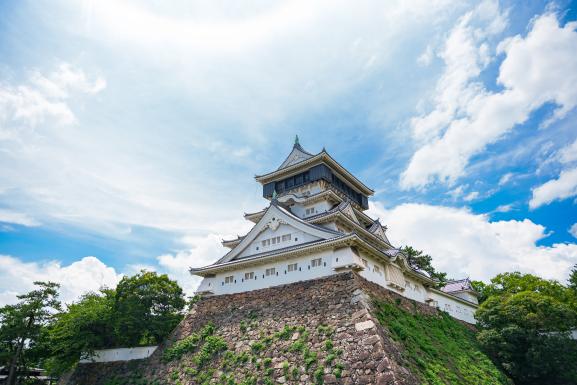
373,300,511,385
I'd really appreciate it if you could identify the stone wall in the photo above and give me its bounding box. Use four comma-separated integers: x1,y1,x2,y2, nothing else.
61,272,469,385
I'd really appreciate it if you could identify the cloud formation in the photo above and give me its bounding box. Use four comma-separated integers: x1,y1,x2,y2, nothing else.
369,202,577,282
402,12,577,188
0,255,121,306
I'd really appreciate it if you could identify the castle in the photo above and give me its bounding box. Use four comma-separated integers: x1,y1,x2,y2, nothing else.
190,137,478,323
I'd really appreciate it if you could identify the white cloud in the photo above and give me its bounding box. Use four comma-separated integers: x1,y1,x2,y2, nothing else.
156,234,224,296
493,203,513,213
0,62,105,132
0,209,40,227
0,255,121,306
402,12,577,188
570,223,577,239
558,138,577,164
463,191,479,201
530,167,577,209
498,172,513,186
368,202,577,281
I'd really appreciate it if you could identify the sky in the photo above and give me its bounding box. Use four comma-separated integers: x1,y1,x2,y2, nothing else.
1,0,577,305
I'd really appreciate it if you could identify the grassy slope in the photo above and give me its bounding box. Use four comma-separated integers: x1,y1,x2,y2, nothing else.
373,299,511,385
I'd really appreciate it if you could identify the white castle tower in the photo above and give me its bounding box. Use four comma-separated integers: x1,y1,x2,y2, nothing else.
190,137,478,323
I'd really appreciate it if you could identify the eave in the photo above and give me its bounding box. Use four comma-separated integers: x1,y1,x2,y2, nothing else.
428,288,480,308
255,151,374,196
244,210,266,223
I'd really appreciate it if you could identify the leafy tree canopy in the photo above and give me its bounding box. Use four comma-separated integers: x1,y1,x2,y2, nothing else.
401,246,447,286
475,270,577,385
44,289,116,374
113,270,186,347
0,281,61,385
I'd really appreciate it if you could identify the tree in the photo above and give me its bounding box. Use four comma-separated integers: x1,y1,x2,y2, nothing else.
0,281,61,385
476,290,577,385
401,246,447,286
45,289,116,374
470,280,488,303
113,270,186,346
570,264,577,293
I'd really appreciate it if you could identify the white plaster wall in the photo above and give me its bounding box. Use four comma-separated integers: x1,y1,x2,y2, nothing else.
200,250,342,295
237,224,321,258
196,249,478,324
450,291,479,305
79,346,157,363
355,254,427,303
428,290,477,324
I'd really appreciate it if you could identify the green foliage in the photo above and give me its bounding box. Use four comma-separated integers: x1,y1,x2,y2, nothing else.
333,363,344,378
476,290,577,385
568,263,577,293
316,324,333,336
0,281,61,383
291,366,299,380
239,320,247,334
303,348,317,371
474,271,576,305
113,270,186,346
314,367,324,384
374,299,510,385
192,336,228,368
162,322,215,362
323,339,333,351
250,341,264,353
289,339,305,352
325,353,336,365
401,246,447,286
45,290,116,374
274,324,295,340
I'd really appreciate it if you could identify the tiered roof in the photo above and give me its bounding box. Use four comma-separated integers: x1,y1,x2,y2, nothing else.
441,278,475,294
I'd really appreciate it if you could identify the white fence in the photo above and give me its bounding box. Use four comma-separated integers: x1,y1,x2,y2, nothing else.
79,346,157,363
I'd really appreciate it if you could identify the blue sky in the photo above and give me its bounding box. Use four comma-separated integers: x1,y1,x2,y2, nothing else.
1,0,577,304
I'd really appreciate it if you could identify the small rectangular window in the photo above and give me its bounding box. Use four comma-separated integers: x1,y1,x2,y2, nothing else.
362,259,368,267
261,240,267,247
265,268,276,276
276,236,281,243
245,272,254,280
311,258,322,267
272,237,277,245
282,234,291,242
288,263,298,272
224,276,234,284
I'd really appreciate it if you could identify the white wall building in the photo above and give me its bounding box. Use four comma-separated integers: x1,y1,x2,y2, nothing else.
190,138,479,324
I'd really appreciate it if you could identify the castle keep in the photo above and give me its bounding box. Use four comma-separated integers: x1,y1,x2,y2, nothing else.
190,138,478,323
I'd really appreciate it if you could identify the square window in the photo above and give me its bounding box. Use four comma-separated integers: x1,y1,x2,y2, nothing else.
266,268,276,276
288,263,298,272
311,258,322,267
224,276,234,284
245,272,254,280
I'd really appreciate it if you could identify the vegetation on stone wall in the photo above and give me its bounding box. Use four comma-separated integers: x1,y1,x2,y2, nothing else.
373,298,511,385
154,317,344,385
